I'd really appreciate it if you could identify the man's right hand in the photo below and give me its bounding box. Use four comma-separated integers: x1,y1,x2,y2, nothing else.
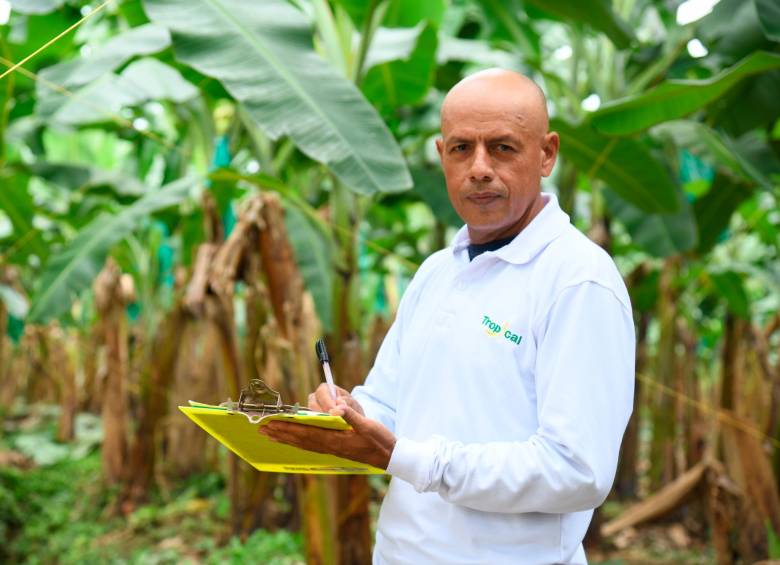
308,383,365,416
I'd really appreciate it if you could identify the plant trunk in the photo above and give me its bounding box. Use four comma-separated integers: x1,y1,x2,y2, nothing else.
648,258,678,490
719,314,744,413
0,301,11,413
80,328,102,413
167,320,222,476
122,305,186,509
53,327,77,442
95,259,129,485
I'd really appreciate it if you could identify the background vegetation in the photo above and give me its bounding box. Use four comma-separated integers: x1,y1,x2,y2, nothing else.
1,0,779,563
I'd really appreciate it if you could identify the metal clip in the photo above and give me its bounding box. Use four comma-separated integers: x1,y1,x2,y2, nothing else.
220,379,300,424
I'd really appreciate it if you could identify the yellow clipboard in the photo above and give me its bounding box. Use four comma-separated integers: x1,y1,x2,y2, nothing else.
179,401,384,475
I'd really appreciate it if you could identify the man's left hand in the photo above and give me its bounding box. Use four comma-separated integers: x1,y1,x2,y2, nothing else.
259,400,397,470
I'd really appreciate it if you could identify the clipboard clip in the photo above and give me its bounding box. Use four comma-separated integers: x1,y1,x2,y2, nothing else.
220,379,300,424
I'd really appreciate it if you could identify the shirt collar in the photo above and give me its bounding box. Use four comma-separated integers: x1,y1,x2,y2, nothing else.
450,192,570,265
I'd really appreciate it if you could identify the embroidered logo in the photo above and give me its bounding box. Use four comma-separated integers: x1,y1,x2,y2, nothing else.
482,314,523,345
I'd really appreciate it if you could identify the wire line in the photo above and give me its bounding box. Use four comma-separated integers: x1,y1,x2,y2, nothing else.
0,56,174,150
0,0,114,82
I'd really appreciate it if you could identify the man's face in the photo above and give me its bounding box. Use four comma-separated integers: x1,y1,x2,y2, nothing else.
436,92,558,243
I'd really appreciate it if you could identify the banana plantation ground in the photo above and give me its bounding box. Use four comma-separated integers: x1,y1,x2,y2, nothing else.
1,0,779,563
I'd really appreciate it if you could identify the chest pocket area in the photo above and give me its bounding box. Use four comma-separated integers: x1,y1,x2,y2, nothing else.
476,312,534,366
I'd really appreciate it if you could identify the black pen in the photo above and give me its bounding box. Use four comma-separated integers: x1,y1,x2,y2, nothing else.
315,339,338,400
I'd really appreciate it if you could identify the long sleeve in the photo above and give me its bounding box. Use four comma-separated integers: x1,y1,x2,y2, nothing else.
350,316,402,433
386,281,635,514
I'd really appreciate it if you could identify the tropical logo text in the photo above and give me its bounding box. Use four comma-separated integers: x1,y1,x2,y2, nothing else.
482,315,523,345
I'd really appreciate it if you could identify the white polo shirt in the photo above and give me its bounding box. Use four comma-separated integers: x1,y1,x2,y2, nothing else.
352,193,635,565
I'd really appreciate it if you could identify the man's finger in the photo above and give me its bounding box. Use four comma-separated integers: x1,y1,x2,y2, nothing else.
344,395,365,416
339,404,370,433
308,392,323,411
314,383,338,411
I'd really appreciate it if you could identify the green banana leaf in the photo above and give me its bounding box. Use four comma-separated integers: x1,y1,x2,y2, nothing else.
604,187,697,258
337,0,446,28
27,177,195,323
436,36,518,68
699,0,772,60
29,161,148,197
0,170,48,262
655,121,776,191
478,0,541,62
383,0,445,28
591,51,780,135
10,0,65,14
362,24,438,114
709,270,751,318
5,10,77,76
756,0,780,42
364,23,426,70
693,174,754,254
36,24,171,110
410,166,461,227
144,0,412,196
552,118,679,213
283,203,334,332
523,0,635,49
39,58,197,125
707,69,780,137
119,58,199,102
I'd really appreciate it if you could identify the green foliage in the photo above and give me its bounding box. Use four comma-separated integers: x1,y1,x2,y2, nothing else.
769,521,780,558
522,0,635,49
0,452,304,564
1,0,777,328
756,0,780,42
205,530,304,565
28,177,195,323
0,408,303,564
591,51,780,135
144,0,412,196
552,118,679,213
709,270,752,318
28,161,148,197
362,24,439,115
37,24,172,121
693,175,754,254
410,166,461,227
284,203,334,331
0,169,48,263
604,187,697,257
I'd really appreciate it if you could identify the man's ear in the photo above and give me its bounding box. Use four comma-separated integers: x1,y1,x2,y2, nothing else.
435,137,444,158
541,132,559,177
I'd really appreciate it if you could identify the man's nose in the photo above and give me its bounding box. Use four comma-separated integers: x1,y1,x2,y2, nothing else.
469,146,493,183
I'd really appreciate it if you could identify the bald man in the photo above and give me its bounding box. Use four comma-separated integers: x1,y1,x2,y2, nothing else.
261,69,635,564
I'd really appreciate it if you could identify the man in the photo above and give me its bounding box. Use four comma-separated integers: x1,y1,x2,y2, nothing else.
261,69,635,564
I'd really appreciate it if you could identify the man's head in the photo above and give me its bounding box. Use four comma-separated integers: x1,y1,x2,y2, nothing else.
436,69,559,243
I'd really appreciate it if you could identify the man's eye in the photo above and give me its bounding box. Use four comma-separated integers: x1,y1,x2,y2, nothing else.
452,144,468,152
497,144,513,152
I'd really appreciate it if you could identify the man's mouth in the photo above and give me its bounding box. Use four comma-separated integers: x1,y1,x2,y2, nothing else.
466,191,503,205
